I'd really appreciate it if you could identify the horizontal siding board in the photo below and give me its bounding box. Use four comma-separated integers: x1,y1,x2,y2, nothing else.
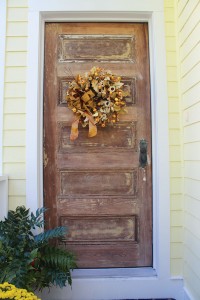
185,195,200,220
183,102,200,126
5,82,26,97
3,130,25,146
169,130,181,145
171,227,183,243
7,8,28,21
170,162,182,177
181,42,200,77
9,196,26,210
184,142,200,160
7,22,28,36
6,37,27,51
185,178,200,200
8,0,28,7
5,52,27,66
169,145,182,161
170,258,183,275
179,0,199,30
179,2,200,46
180,22,200,61
3,147,25,162
184,161,200,181
182,81,200,109
171,211,183,226
4,98,26,113
4,114,26,130
3,163,26,179
9,179,26,196
184,264,200,300
171,243,183,258
170,194,183,210
184,122,200,143
185,212,200,240
5,67,27,82
181,62,200,93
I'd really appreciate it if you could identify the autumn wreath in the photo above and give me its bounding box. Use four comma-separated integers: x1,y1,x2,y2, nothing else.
66,66,128,140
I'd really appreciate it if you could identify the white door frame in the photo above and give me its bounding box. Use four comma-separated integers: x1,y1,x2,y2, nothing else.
26,1,183,299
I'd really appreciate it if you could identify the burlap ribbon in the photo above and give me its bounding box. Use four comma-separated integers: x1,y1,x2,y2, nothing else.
70,112,97,141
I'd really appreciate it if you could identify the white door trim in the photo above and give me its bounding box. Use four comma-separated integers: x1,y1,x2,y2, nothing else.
26,1,183,299
0,0,6,175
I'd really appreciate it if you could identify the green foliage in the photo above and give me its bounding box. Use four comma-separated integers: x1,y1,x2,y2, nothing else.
0,206,76,292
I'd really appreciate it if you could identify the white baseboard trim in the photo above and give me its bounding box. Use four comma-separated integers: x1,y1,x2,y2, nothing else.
183,286,193,300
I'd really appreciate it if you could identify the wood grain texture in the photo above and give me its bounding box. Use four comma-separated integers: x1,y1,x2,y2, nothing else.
44,22,152,268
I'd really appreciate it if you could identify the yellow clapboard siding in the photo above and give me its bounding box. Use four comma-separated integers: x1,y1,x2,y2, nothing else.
167,66,178,81
181,42,200,78
9,179,26,196
165,22,176,36
5,67,27,82
170,162,182,178
7,22,28,36
8,0,28,7
171,243,183,258
3,130,25,146
5,83,26,97
165,37,177,51
4,98,26,113
4,114,26,130
6,52,27,66
185,195,200,221
9,196,26,210
166,51,177,66
184,264,200,300
167,82,179,97
164,7,175,22
183,102,200,126
183,122,200,143
168,113,180,129
183,84,200,109
170,194,183,210
3,163,26,180
185,213,200,240
184,142,200,161
185,178,200,201
181,62,200,93
169,145,182,161
171,211,183,227
170,258,183,275
179,2,200,46
170,178,182,194
3,147,26,162
6,37,27,51
180,22,200,61
171,227,183,243
7,8,28,21
169,130,181,146
179,0,199,30
168,98,180,113
184,161,200,181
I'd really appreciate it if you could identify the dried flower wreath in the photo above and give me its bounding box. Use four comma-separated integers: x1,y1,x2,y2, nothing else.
66,66,128,140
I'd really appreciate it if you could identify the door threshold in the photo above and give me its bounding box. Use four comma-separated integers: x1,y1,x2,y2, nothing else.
72,267,157,278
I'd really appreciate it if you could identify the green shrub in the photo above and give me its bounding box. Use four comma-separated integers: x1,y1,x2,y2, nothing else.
0,206,76,291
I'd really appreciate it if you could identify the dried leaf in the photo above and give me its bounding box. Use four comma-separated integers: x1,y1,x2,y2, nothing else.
70,118,79,141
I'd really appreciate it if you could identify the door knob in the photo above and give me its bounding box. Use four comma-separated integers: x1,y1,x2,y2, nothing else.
139,139,148,168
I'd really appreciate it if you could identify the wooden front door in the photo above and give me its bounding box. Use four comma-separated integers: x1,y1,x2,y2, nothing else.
43,23,152,268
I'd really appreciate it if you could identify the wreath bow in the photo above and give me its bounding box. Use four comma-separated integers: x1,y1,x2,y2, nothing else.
66,67,128,141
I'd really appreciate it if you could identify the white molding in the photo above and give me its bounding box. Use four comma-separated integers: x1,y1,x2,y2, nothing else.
183,286,193,300
26,1,183,299
0,0,6,175
0,175,8,220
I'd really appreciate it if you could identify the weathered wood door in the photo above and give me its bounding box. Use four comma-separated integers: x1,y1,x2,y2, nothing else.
43,23,152,268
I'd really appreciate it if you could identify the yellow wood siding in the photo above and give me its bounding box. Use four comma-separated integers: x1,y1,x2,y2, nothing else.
3,0,28,209
177,0,200,298
164,0,183,276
